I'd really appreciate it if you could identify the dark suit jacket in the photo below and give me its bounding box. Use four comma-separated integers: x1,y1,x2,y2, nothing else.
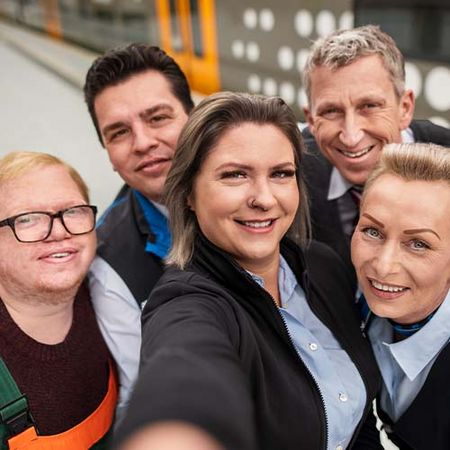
302,119,450,281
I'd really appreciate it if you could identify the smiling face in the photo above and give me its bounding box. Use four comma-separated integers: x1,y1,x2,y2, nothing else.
189,123,299,274
0,165,96,301
351,174,450,324
94,70,189,202
305,55,414,186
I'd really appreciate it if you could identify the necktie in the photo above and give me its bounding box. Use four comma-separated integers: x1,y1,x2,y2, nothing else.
349,186,363,229
349,186,363,208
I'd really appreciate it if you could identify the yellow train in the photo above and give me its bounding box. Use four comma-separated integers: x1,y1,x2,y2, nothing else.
1,0,449,124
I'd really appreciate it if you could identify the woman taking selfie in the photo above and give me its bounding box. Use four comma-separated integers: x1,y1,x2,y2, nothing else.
117,92,381,450
352,143,450,450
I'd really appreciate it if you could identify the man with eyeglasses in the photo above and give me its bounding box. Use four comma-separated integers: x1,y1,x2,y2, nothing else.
0,151,116,448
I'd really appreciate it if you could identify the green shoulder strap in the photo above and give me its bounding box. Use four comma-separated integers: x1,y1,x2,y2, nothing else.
0,358,35,439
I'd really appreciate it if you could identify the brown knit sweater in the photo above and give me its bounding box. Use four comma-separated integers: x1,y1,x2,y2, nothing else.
0,281,111,435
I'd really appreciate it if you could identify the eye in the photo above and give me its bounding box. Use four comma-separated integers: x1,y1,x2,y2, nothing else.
108,128,129,142
14,213,43,229
407,239,430,251
362,227,382,240
319,107,341,119
151,115,167,122
147,114,171,126
220,170,246,179
360,102,381,112
271,169,296,179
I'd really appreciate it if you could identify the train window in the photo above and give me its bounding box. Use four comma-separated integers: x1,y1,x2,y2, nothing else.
169,0,183,51
354,0,450,62
189,0,203,57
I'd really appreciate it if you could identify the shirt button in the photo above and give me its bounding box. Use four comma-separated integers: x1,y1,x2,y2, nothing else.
308,342,318,351
336,446,344,450
339,393,348,402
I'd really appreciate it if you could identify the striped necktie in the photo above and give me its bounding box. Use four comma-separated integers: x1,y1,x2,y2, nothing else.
349,186,363,229
349,186,363,208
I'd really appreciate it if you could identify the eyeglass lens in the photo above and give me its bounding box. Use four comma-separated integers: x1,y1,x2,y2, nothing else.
14,206,95,242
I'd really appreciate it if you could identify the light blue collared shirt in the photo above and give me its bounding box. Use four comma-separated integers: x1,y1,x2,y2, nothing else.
250,257,367,450
368,289,450,422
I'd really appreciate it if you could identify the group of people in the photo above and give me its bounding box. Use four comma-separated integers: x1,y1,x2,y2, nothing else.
0,24,449,450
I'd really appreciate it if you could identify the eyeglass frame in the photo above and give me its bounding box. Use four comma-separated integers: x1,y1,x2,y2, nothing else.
0,204,98,243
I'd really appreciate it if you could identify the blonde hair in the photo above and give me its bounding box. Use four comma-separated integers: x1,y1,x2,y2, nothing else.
0,151,90,202
364,143,450,197
302,25,405,104
164,92,311,269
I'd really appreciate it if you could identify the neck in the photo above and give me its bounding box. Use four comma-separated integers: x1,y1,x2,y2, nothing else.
0,286,78,345
243,257,281,306
389,309,438,340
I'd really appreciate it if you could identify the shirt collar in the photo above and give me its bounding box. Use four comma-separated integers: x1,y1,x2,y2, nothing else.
328,167,352,200
134,190,171,259
370,288,450,381
327,127,414,200
246,256,297,307
401,127,415,143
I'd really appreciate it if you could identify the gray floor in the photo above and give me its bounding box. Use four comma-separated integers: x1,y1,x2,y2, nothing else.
0,38,122,214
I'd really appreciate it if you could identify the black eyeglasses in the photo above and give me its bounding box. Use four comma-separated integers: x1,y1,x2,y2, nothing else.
0,205,97,243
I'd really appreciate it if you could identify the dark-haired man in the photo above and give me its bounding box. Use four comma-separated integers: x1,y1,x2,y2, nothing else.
83,44,194,415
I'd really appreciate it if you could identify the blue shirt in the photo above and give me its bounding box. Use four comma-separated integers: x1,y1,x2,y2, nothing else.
250,256,367,450
368,289,450,422
134,190,171,259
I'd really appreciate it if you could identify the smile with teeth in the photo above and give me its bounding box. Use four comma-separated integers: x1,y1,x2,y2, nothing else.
239,220,273,228
48,252,72,259
339,145,374,158
370,279,408,293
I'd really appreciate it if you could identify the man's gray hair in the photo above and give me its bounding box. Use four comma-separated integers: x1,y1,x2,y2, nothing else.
302,25,405,104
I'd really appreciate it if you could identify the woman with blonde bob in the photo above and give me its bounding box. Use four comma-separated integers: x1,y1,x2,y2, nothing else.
351,143,450,450
117,92,381,450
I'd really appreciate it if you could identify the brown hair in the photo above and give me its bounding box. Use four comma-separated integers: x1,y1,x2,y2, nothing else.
164,91,311,268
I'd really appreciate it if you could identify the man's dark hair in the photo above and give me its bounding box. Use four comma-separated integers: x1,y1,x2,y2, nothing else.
84,43,194,145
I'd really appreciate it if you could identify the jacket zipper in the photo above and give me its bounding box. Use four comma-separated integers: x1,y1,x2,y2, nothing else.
240,268,329,448
277,305,329,450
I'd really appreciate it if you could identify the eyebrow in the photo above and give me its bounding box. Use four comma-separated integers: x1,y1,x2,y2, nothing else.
139,104,175,121
101,103,175,136
363,213,441,240
361,213,384,228
215,161,296,172
404,229,441,240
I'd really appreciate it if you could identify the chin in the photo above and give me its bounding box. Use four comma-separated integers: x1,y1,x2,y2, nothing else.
38,272,85,295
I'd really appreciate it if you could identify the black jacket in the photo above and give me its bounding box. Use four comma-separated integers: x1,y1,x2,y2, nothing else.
116,236,381,450
302,119,450,278
376,341,450,450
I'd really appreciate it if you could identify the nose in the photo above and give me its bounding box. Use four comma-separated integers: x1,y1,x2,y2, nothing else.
248,178,277,211
339,112,364,148
46,217,71,241
132,123,158,154
372,242,400,279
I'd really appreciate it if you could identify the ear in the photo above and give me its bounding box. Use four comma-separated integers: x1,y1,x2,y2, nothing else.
399,89,415,130
186,193,195,211
303,106,315,134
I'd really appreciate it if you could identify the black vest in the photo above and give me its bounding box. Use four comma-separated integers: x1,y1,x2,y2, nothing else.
377,341,450,450
96,186,164,306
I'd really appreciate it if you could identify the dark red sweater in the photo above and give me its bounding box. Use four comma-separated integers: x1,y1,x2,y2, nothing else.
0,281,111,435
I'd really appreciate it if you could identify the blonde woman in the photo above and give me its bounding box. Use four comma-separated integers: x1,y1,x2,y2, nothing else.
352,143,450,450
